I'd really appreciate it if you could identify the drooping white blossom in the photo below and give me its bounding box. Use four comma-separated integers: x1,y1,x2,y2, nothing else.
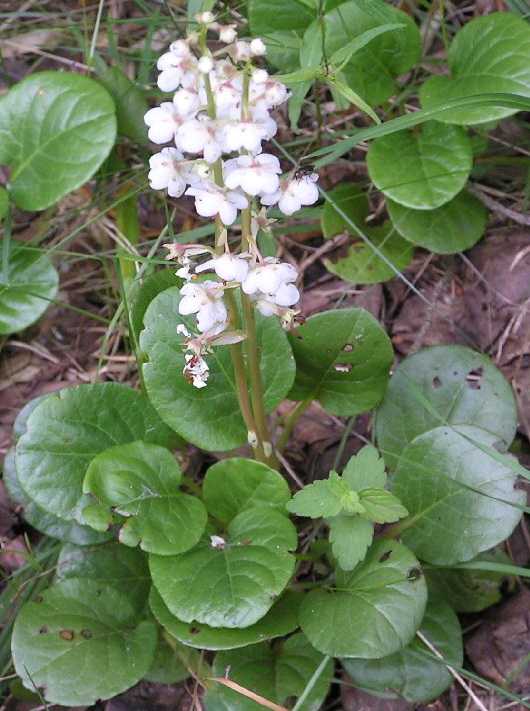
261,173,319,215
185,182,248,225
222,118,277,154
224,153,281,196
196,252,250,282
242,258,300,315
176,117,224,163
179,280,228,334
157,41,198,92
148,148,188,196
250,38,267,56
218,24,237,44
183,352,209,388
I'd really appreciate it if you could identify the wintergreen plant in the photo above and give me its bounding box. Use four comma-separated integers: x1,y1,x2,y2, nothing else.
3,2,530,709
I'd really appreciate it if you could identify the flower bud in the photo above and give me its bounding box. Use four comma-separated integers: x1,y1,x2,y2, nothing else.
198,55,214,74
250,38,267,56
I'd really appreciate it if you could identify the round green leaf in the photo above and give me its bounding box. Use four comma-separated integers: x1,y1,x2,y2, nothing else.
56,542,150,613
203,458,291,526
3,448,109,546
141,287,295,451
366,122,473,209
393,425,524,565
205,633,333,711
150,507,297,628
144,637,189,684
0,242,58,335
323,0,421,107
288,308,393,416
15,383,174,522
420,13,530,125
375,345,517,469
342,597,463,703
324,223,414,285
0,71,116,211
82,441,207,555
299,540,427,658
11,579,157,707
387,190,487,254
129,269,181,344
150,587,301,650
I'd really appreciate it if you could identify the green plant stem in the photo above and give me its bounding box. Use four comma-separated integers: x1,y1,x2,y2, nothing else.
1,198,12,284
277,398,312,452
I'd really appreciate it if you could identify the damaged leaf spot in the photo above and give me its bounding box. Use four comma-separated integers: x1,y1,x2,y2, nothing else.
334,363,352,373
432,376,442,389
466,367,484,389
59,629,75,641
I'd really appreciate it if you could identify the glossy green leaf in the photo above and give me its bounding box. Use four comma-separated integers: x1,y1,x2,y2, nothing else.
330,22,405,68
288,308,393,415
358,488,408,524
205,633,333,711
3,448,109,546
387,190,487,254
82,441,207,555
150,507,297,629
144,636,189,684
150,588,301,650
420,13,530,125
203,458,290,526
0,71,116,211
342,445,387,491
288,20,322,128
97,65,148,144
15,382,174,522
324,222,414,285
249,0,315,34
56,542,150,613
323,0,421,106
0,242,58,335
375,345,518,469
287,472,354,518
367,121,473,209
329,514,373,571
393,425,524,565
262,32,302,73
141,287,295,451
342,597,463,702
11,579,157,707
299,540,427,658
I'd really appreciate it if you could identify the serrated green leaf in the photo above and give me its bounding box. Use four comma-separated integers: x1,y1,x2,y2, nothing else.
387,190,487,254
205,633,333,711
82,441,207,555
343,597,463,703
286,473,351,518
11,579,157,707
342,445,387,491
329,515,373,571
56,542,150,614
141,287,295,451
420,13,530,125
288,308,393,416
150,507,297,629
150,587,301,651
359,488,408,524
203,458,290,526
299,540,427,657
366,121,473,209
375,345,518,469
0,71,116,211
393,425,524,565
15,383,174,522
0,242,58,335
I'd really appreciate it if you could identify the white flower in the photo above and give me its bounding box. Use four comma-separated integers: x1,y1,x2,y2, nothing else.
144,103,182,144
250,78,289,112
232,40,251,62
176,117,223,163
173,88,201,117
157,43,198,92
218,25,237,43
251,68,269,85
198,55,214,74
224,153,281,196
261,173,319,215
185,182,248,225
243,259,298,297
210,534,226,549
250,38,267,56
196,253,249,282
179,280,228,334
196,10,215,24
222,118,277,154
183,352,209,388
148,148,188,197
176,324,191,337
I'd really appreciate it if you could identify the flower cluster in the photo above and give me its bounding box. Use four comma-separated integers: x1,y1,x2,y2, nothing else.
147,13,320,388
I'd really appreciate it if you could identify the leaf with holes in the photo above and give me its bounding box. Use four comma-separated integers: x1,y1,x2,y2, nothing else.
420,13,530,125
387,190,487,254
56,542,150,613
82,441,207,555
204,633,333,711
0,241,59,335
0,71,116,210
11,579,157,707
342,597,463,703
375,345,517,469
141,287,295,451
203,458,291,526
150,588,301,650
149,507,297,629
366,122,472,209
288,308,393,416
299,540,427,658
392,425,524,565
15,383,175,522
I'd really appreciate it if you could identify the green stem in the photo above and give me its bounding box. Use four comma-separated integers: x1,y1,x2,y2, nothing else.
2,198,12,284
277,398,312,452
